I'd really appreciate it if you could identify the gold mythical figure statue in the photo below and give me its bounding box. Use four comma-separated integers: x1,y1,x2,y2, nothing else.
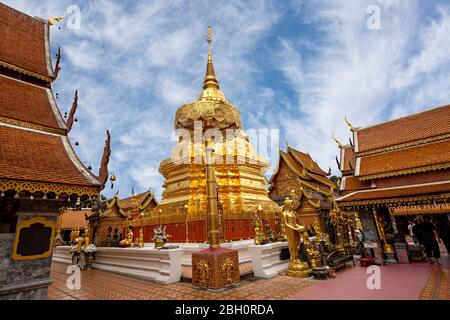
301,227,322,268
281,197,311,278
119,227,133,247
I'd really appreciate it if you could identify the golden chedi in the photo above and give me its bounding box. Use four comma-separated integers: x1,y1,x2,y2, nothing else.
152,27,280,241
281,197,311,278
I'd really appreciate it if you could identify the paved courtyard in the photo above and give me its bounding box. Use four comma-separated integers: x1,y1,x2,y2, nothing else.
48,255,450,300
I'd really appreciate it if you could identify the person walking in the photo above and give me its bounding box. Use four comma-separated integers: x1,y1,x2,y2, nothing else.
408,220,418,245
419,216,441,264
435,215,450,255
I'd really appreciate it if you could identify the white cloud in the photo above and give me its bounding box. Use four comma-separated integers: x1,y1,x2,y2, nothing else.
274,0,450,174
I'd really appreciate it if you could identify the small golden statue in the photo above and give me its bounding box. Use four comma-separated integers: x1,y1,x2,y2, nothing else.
135,228,144,248
301,227,322,268
84,228,90,247
281,198,311,278
76,235,83,254
119,227,133,247
252,215,263,245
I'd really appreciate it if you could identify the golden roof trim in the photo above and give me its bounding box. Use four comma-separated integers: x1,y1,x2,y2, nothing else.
0,178,100,197
356,133,450,157
0,116,66,135
0,60,53,83
358,162,450,181
337,192,450,208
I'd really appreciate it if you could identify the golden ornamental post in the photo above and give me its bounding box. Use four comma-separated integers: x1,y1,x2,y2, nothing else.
205,139,220,249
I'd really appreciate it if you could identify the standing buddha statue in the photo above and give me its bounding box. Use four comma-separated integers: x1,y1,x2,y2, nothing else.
281,197,311,278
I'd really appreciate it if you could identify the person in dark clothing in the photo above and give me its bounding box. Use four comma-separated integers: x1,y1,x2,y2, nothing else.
419,216,441,264
435,216,450,255
412,218,422,244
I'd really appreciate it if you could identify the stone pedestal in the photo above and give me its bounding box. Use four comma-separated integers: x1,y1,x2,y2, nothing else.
248,242,289,278
192,248,239,290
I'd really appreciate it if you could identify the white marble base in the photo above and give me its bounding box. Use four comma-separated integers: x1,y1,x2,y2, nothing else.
248,242,289,278
53,246,183,284
52,245,72,264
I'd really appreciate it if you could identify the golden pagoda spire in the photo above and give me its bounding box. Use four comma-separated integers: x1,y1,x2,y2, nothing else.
203,26,219,90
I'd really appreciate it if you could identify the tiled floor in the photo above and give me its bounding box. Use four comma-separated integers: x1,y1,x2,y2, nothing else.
49,256,450,300
290,255,450,300
48,262,317,300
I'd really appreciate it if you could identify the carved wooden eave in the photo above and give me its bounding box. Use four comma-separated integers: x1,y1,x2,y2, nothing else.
97,130,111,191
0,178,99,198
66,90,78,133
101,193,129,218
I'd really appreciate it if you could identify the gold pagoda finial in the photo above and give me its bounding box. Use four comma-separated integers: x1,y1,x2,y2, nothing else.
203,26,219,90
48,15,65,26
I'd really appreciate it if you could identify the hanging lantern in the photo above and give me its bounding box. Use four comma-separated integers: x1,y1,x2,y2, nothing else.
110,172,117,189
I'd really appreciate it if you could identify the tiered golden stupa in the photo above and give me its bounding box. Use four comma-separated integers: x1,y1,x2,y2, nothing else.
146,27,280,242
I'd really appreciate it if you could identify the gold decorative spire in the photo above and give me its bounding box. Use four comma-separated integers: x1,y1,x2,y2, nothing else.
203,26,219,90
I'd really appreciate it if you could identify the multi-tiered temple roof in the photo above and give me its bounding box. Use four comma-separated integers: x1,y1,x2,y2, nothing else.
336,104,450,208
0,3,110,200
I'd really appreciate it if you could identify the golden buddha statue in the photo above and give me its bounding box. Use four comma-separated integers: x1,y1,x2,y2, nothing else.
375,215,394,253
119,227,133,247
281,198,311,278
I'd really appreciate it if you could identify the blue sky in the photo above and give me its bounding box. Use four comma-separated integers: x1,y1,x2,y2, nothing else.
4,0,450,199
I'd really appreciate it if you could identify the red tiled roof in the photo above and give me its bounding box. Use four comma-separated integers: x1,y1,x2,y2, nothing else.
0,3,52,78
280,151,305,176
356,104,450,153
358,139,450,177
342,147,355,173
337,181,450,202
288,147,328,176
0,75,63,129
341,176,371,191
308,171,334,188
0,125,99,186
61,210,90,229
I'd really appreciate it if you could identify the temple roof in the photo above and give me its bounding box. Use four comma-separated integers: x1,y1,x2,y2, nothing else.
61,210,90,229
288,147,328,176
269,147,335,195
340,146,355,175
119,191,157,211
0,75,65,132
336,180,450,203
355,104,450,154
0,125,100,187
0,4,111,197
0,3,54,81
357,139,450,179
